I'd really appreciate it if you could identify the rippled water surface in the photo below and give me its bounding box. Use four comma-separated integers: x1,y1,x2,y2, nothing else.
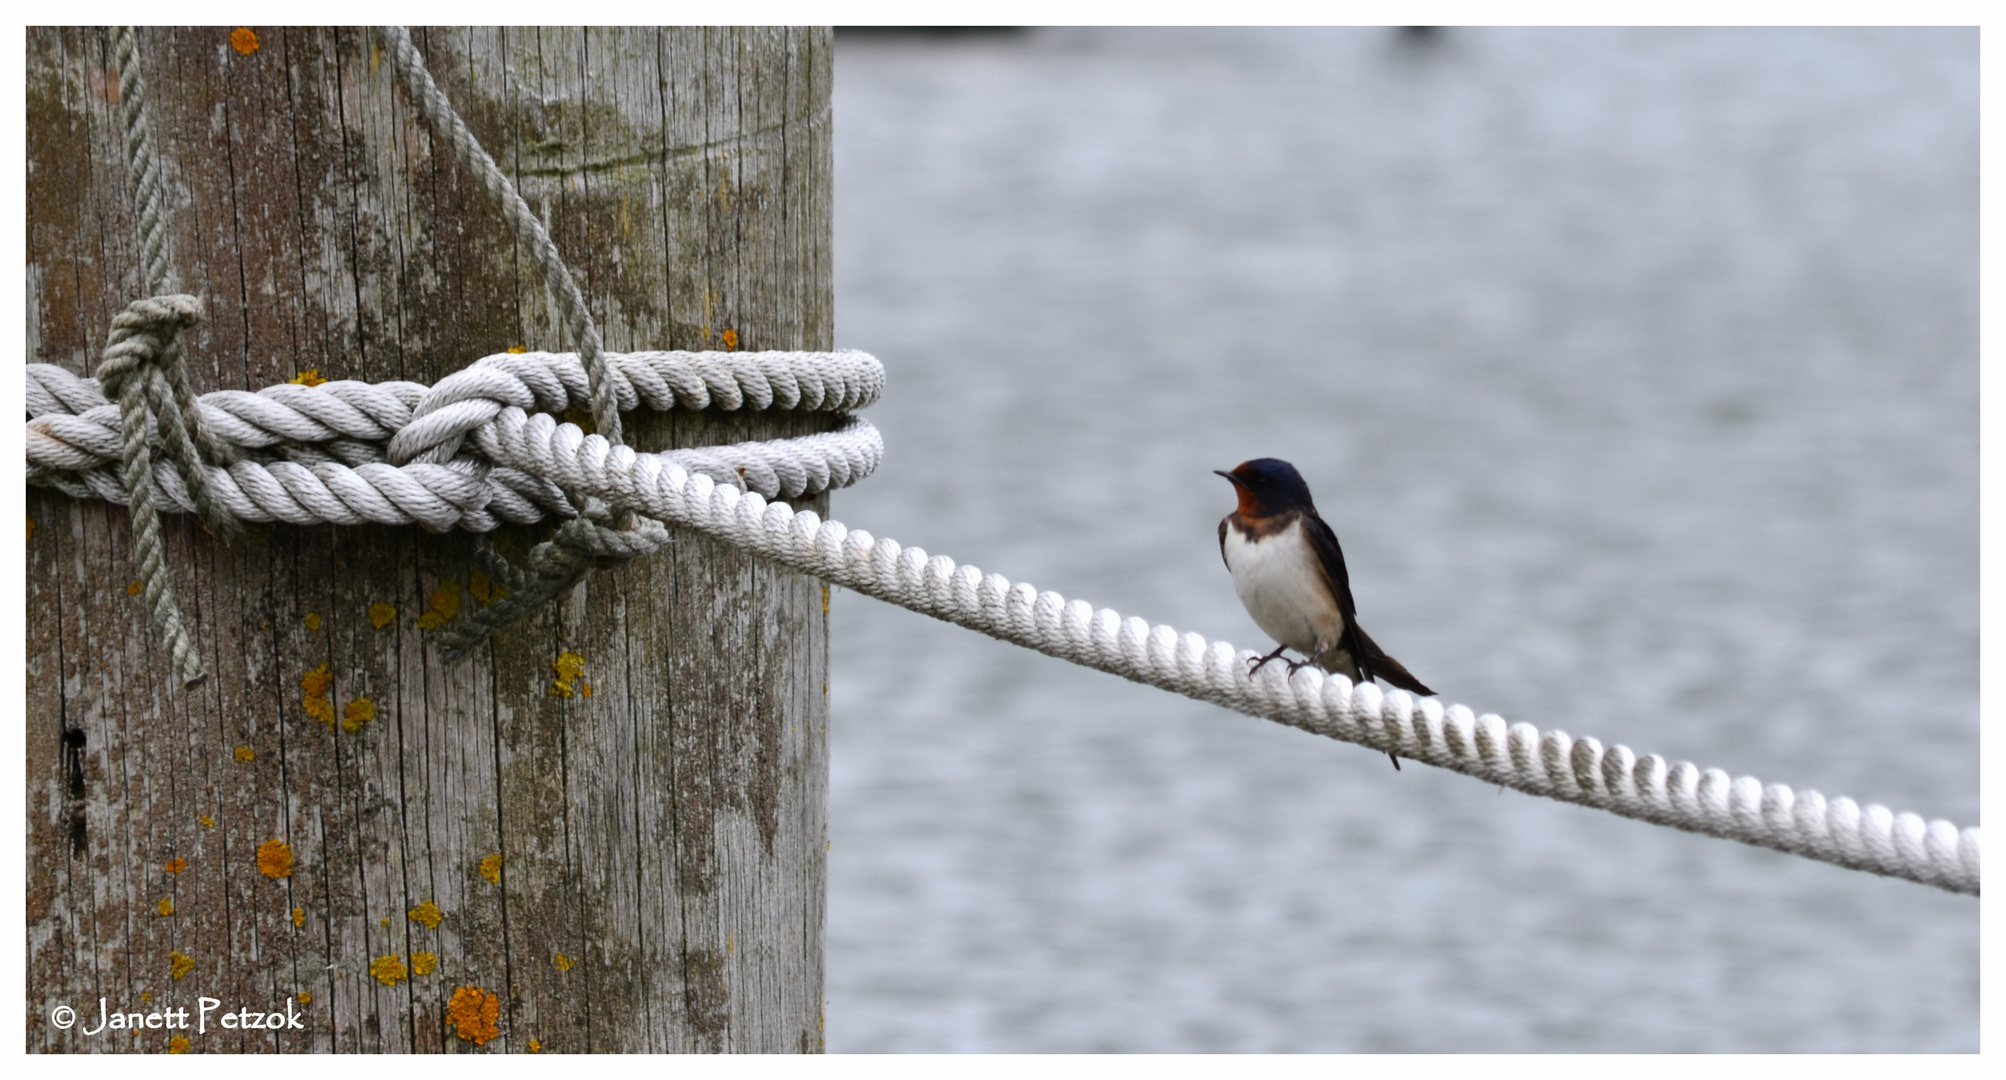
823,27,1976,1052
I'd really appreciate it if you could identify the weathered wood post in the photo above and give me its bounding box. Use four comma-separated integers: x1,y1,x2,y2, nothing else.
27,26,833,1053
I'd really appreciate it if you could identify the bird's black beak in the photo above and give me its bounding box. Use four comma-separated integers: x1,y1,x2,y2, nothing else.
1214,469,1242,486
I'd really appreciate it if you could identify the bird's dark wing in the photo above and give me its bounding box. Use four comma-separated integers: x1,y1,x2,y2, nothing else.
1298,510,1358,624
1218,517,1230,569
1303,510,1434,696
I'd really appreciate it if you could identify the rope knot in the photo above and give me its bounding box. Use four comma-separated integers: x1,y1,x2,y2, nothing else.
96,293,205,387
560,507,673,568
435,507,672,662
95,293,242,537
93,293,238,687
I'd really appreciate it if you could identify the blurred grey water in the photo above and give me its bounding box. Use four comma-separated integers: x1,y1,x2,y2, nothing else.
823,27,1976,1053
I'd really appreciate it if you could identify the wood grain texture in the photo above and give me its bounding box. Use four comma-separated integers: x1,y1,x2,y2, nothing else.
26,26,833,1054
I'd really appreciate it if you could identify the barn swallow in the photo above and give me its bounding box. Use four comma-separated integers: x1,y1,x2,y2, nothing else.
1216,458,1434,769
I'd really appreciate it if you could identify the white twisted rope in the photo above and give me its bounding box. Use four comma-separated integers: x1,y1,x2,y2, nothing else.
452,406,1977,897
26,351,886,533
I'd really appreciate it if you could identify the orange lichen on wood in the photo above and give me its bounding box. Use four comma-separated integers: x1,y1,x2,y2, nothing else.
368,601,397,628
447,986,502,1045
234,746,254,761
256,839,293,879
302,663,336,729
550,652,586,697
721,328,739,350
412,952,438,976
229,27,259,55
478,854,502,884
304,612,322,631
199,815,215,828
157,897,174,917
301,663,333,698
165,858,186,874
292,907,305,928
342,698,376,734
529,1039,542,1053
369,954,408,986
507,345,529,353
169,950,195,980
408,899,443,929
127,580,142,595
169,1034,189,1053
416,580,460,630
287,368,324,386
298,991,312,1004
553,953,573,972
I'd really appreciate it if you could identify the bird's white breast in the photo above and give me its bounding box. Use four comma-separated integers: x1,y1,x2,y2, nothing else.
1222,519,1345,655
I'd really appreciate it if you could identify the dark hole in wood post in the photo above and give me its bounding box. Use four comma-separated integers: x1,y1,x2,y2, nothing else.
61,726,87,858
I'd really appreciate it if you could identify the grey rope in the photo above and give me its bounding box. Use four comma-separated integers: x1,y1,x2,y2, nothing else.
102,28,240,687
112,25,177,296
95,297,224,688
437,509,673,661
375,25,661,654
372,27,620,445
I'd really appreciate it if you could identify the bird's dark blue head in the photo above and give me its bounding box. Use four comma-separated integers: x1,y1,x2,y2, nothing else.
1215,458,1318,518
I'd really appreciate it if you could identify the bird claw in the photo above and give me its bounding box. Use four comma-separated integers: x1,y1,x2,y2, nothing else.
1247,645,1312,677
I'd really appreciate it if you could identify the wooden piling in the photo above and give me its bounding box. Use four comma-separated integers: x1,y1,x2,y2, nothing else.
27,26,833,1053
